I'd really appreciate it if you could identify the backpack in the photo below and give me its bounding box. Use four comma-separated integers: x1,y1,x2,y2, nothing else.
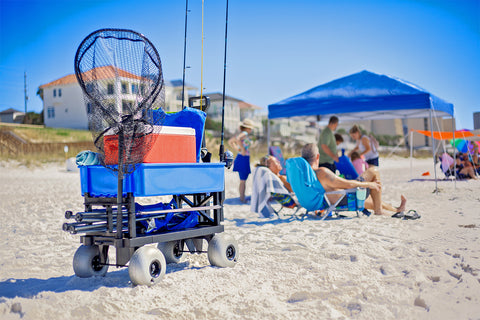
369,134,379,153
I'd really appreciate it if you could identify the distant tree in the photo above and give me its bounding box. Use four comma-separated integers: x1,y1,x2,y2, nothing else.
24,111,44,125
205,118,222,132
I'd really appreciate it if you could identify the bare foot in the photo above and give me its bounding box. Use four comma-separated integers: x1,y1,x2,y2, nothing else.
396,195,407,212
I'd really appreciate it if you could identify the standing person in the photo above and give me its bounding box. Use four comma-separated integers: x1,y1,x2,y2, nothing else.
228,119,255,203
317,116,339,173
349,125,380,167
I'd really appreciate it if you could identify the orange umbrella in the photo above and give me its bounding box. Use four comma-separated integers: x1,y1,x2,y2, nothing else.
413,129,475,140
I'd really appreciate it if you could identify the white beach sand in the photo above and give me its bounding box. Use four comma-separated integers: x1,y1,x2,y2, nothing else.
0,157,479,319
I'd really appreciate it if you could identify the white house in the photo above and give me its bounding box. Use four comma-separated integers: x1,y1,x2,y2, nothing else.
38,73,88,129
0,108,25,124
164,79,198,113
239,101,261,121
204,93,242,135
38,68,198,129
204,92,262,135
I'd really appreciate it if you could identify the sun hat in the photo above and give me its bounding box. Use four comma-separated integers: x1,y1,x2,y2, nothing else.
240,118,256,129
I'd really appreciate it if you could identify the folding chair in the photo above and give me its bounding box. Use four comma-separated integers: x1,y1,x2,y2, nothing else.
285,157,369,220
250,166,300,218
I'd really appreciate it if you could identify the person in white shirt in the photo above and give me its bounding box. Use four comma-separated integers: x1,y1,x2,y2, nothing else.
349,125,380,167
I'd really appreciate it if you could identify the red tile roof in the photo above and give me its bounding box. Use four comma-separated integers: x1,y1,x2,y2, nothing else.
39,66,144,89
239,101,262,110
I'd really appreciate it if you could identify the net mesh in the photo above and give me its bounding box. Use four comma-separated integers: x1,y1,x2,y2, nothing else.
74,29,165,173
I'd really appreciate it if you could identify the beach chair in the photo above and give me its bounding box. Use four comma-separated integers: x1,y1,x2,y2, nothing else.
285,157,369,220
250,166,299,218
439,153,455,179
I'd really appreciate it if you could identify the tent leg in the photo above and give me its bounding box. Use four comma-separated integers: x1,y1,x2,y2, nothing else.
410,130,413,180
267,119,271,150
429,110,438,193
452,115,456,190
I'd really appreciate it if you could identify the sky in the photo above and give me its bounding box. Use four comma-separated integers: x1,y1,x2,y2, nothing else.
0,0,479,128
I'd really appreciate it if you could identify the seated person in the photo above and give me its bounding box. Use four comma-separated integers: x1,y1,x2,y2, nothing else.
301,143,406,216
449,154,477,179
258,155,292,192
250,155,295,218
472,143,480,166
350,151,367,175
334,133,344,146
472,143,480,173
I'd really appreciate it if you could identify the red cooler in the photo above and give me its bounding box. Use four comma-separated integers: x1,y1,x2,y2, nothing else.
103,125,196,164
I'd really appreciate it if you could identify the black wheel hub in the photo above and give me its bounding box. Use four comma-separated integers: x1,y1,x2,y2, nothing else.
150,260,161,278
92,255,103,272
226,245,236,261
173,241,182,258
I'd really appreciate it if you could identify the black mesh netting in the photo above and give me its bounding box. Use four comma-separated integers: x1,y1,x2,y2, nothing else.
74,29,165,174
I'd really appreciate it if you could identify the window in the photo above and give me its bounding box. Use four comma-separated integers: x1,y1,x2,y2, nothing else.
121,82,128,94
53,89,56,97
122,100,133,113
107,83,114,95
131,84,139,94
58,88,62,97
86,83,94,93
47,107,55,118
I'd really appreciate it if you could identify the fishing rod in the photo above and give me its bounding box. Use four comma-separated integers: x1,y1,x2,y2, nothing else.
219,0,229,162
181,0,189,108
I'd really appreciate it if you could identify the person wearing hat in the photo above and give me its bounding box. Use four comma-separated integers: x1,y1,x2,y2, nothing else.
228,119,255,203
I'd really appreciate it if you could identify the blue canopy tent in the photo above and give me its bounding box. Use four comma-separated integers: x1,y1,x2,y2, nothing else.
267,70,455,191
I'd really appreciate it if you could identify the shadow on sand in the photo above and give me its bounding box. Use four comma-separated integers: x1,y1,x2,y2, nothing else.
223,196,251,206
0,269,131,299
0,261,211,299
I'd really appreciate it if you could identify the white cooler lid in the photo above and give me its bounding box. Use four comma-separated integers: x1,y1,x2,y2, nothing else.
104,125,195,136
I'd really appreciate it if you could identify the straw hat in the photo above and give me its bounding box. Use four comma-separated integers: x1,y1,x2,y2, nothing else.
240,118,257,129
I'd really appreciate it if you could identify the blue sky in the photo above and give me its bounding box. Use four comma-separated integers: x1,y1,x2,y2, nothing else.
0,0,479,128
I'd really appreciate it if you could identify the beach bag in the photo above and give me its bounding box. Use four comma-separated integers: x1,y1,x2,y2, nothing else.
369,134,379,153
137,199,199,233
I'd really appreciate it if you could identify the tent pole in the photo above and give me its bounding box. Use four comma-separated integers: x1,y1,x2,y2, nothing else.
267,118,270,149
429,109,438,193
452,115,456,189
410,130,413,180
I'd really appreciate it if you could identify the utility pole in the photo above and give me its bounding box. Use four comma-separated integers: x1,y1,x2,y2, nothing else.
24,71,29,124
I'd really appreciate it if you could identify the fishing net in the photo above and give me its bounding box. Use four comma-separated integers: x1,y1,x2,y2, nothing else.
74,28,165,174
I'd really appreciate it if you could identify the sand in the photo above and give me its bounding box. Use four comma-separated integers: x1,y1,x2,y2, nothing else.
0,157,479,319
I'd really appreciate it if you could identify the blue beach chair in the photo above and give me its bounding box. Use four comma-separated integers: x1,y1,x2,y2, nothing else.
285,157,369,220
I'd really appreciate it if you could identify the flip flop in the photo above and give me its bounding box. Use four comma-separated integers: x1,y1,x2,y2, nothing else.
403,210,421,220
391,211,404,218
